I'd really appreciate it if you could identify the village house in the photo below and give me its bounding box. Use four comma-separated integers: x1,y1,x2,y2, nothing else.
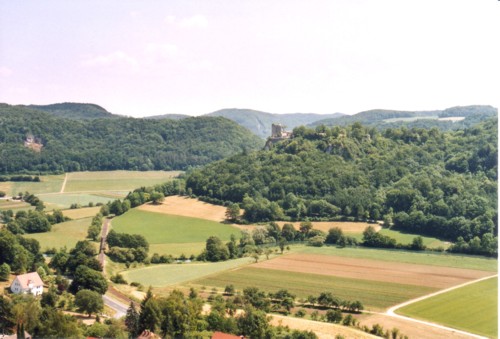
10,272,44,296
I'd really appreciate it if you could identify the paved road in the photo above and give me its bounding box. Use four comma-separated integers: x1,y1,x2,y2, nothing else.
103,294,129,319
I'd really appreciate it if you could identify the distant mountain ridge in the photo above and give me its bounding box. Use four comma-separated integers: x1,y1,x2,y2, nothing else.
27,102,118,120
205,109,345,138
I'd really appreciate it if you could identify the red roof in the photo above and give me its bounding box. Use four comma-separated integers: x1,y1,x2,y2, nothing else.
14,272,44,289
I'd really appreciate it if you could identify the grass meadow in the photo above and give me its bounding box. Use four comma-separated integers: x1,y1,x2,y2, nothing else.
112,209,240,247
62,206,102,219
397,277,498,338
25,217,93,250
122,257,253,287
295,245,498,272
0,174,65,196
378,228,449,249
39,193,114,209
194,266,436,311
63,171,181,192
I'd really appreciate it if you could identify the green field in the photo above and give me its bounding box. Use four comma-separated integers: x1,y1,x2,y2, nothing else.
149,243,206,258
0,199,33,212
38,193,115,209
64,171,181,192
195,267,436,311
378,228,449,249
0,174,65,196
295,246,498,272
122,257,253,287
397,277,498,338
112,209,241,246
24,217,93,250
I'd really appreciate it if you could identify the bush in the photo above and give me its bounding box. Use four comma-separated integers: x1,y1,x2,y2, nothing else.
110,273,128,284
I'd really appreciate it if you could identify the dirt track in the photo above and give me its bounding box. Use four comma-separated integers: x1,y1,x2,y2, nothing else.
252,254,493,288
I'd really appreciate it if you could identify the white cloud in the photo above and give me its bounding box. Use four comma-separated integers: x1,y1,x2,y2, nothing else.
165,14,208,29
82,51,138,70
0,66,13,77
145,43,179,60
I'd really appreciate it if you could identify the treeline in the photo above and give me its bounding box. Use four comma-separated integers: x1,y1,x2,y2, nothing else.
0,103,263,173
2,208,69,234
0,175,40,182
186,120,497,256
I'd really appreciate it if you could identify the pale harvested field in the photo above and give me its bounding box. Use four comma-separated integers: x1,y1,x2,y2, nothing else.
358,313,472,339
270,314,378,339
138,196,230,222
252,254,492,288
62,206,101,219
276,221,380,233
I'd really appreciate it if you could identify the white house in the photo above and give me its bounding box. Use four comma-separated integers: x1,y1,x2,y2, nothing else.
10,272,44,296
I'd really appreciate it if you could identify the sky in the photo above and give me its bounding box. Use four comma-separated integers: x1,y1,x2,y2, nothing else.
0,0,498,117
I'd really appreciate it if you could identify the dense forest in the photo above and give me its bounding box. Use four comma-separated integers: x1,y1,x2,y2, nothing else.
186,119,498,251
0,104,263,173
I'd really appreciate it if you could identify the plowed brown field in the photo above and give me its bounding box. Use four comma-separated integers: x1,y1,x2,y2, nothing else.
252,254,492,288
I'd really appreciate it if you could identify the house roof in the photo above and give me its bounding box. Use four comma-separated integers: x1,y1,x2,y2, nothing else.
13,272,44,289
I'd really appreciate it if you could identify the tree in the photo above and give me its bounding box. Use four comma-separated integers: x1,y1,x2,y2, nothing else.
69,265,108,295
150,192,165,205
225,203,240,222
75,289,104,317
138,287,160,333
0,263,10,281
410,236,425,251
237,306,271,338
325,227,343,245
205,236,229,262
0,296,15,334
125,302,140,337
326,309,342,323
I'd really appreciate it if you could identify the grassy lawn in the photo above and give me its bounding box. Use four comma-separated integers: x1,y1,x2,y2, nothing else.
149,242,206,257
397,277,498,338
112,209,241,244
62,206,102,219
378,228,449,249
121,257,253,287
195,266,436,311
1,174,65,196
24,217,93,250
38,193,114,209
64,170,181,192
295,245,498,272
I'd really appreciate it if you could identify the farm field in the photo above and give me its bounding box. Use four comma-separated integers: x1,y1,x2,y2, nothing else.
112,209,240,252
24,217,93,250
149,242,206,258
62,206,102,219
295,245,498,272
0,199,32,212
39,193,115,209
378,228,449,249
0,174,65,196
397,276,498,338
121,257,253,287
63,170,181,192
252,253,492,288
194,266,435,311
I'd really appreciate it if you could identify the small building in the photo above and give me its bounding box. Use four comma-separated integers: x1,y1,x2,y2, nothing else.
10,272,44,296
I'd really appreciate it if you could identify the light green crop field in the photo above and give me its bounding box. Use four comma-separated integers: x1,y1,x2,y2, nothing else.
122,257,253,287
0,174,65,196
378,229,449,249
149,242,206,257
38,193,114,209
62,206,102,220
195,267,436,311
295,245,498,272
0,199,33,212
397,277,498,338
24,217,93,250
112,209,241,245
64,170,181,192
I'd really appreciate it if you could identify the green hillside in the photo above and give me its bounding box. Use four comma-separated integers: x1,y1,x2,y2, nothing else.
310,105,497,130
0,103,263,173
207,108,344,138
186,118,498,253
27,102,117,120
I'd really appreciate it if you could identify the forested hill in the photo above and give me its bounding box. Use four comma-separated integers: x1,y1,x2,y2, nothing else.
186,119,498,247
0,104,263,173
206,109,344,138
309,105,497,130
26,102,118,120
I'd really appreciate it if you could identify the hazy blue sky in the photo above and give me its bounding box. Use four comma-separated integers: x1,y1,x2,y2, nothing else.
0,1,498,117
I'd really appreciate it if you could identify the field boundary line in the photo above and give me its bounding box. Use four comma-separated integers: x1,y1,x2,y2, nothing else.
60,173,68,193
386,274,497,339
